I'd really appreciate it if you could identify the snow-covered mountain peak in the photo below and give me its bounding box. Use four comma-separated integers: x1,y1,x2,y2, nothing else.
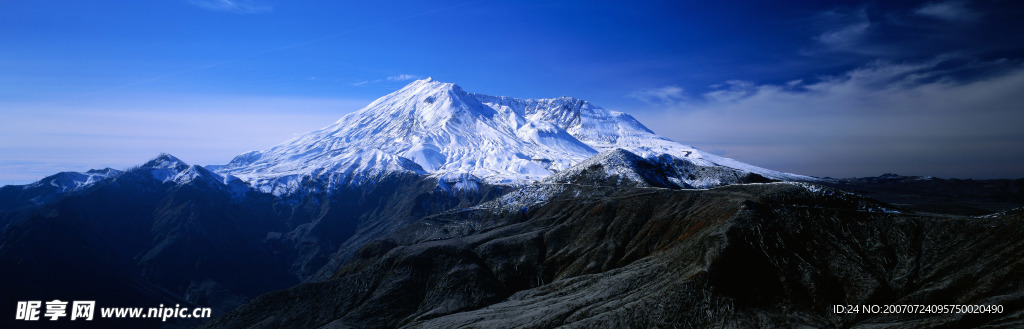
133,154,218,186
129,153,188,183
219,79,814,195
372,77,461,104
352,78,496,131
143,153,188,170
121,154,253,198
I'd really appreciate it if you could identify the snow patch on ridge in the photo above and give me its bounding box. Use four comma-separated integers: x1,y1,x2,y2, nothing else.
21,168,124,195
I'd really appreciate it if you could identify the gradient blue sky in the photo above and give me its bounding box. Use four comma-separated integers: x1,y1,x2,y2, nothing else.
3,0,1024,185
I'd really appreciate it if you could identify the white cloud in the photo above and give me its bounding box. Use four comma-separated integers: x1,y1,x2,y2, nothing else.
632,58,1024,179
354,74,421,86
387,74,420,81
915,0,979,22
188,0,271,14
628,85,687,105
704,80,757,103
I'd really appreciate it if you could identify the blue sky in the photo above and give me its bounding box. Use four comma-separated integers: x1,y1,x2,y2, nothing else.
2,0,1024,184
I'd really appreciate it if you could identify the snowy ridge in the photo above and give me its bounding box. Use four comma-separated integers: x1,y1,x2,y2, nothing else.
6,154,255,206
475,93,811,181
220,78,814,195
127,154,252,198
23,168,123,194
141,153,191,183
547,149,677,188
7,168,124,207
170,164,251,198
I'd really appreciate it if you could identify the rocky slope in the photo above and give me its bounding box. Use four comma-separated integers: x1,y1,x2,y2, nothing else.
203,158,1024,328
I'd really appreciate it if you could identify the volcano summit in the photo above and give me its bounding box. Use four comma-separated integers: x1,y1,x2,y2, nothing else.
218,78,812,195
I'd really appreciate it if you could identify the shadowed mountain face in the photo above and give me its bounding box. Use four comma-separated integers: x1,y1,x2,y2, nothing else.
203,179,1024,329
0,161,294,328
286,172,510,282
0,156,508,328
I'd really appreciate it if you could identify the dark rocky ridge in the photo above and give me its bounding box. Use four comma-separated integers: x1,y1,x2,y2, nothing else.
203,181,1024,328
548,149,775,189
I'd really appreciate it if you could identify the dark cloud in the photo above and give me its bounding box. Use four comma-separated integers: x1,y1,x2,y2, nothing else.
797,0,1021,64
914,0,980,22
633,57,1024,179
626,1,1024,179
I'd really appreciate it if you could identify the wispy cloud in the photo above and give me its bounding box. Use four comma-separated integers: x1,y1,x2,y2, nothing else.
628,85,687,105
188,0,271,14
354,74,421,86
387,74,420,81
800,2,993,60
704,80,757,103
352,79,379,86
632,57,1024,179
915,0,980,22
814,7,871,51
